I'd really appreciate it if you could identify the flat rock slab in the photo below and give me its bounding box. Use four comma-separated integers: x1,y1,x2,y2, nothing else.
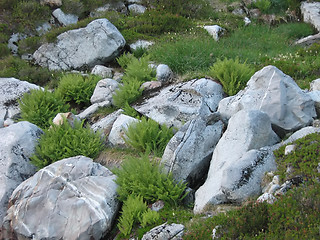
2,156,119,240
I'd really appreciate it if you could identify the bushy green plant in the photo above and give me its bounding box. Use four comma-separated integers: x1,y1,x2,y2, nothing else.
113,155,187,206
122,102,141,119
124,117,174,157
61,0,84,16
56,73,101,108
18,88,69,129
140,209,160,228
17,36,41,55
31,119,104,169
255,0,272,13
0,43,11,58
209,58,254,96
0,0,19,10
116,52,136,69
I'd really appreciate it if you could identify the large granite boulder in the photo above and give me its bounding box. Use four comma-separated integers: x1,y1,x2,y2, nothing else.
0,122,42,224
218,66,316,135
1,156,119,240
301,2,320,32
33,18,126,71
194,110,280,213
135,78,224,129
0,78,40,124
161,114,224,188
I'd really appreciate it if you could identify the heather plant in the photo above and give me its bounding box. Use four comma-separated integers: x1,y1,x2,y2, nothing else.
124,117,175,157
209,58,254,96
113,155,187,206
56,73,101,108
18,88,69,129
31,119,104,169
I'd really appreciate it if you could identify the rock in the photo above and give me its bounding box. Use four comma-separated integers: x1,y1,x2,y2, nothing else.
0,122,42,223
8,33,27,55
275,176,303,196
77,101,112,120
33,18,126,71
301,2,320,32
313,119,320,127
36,22,52,36
203,25,225,41
278,126,320,147
130,40,154,51
108,114,139,147
308,90,320,117
141,81,162,92
161,114,224,188
218,66,316,135
284,144,296,155
3,118,15,127
128,4,146,14
134,78,224,129
52,8,78,26
212,225,221,239
91,78,119,104
91,109,123,136
194,110,279,213
52,112,80,127
141,223,185,240
156,64,173,83
0,78,41,121
310,79,320,91
151,200,165,212
91,65,114,78
294,33,320,46
244,17,251,26
90,1,128,17
1,156,119,240
40,0,62,7
257,193,276,204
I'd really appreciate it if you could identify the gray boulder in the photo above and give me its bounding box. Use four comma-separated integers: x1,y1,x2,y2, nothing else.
2,156,119,240
156,64,173,83
91,65,114,78
90,78,119,104
0,122,42,224
142,223,185,240
134,78,224,129
128,4,146,14
91,109,123,135
161,114,224,188
77,101,112,120
203,25,225,41
90,1,128,17
52,8,78,26
0,78,41,122
33,18,126,71
301,2,320,32
310,78,320,91
218,65,316,135
194,110,279,213
308,91,320,117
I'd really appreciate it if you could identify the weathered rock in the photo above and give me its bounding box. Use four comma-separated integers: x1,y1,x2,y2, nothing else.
91,78,119,104
141,223,185,240
310,78,320,91
134,78,224,129
284,144,296,155
301,2,320,32
90,1,128,17
91,65,114,78
8,33,27,55
2,156,119,240
218,66,316,135
0,78,41,121
257,193,276,204
294,33,320,46
52,112,80,127
128,4,146,14
129,40,154,51
278,126,320,147
77,101,112,120
194,110,279,213
33,18,126,71
141,81,162,92
40,0,62,7
36,22,52,36
108,114,139,147
244,17,251,26
91,109,123,136
156,64,173,83
0,122,42,224
52,8,78,26
308,91,320,117
161,114,224,188
203,25,225,41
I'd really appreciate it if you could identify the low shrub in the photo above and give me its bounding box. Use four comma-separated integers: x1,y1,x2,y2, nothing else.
17,36,42,55
208,58,254,96
124,117,174,157
56,73,101,108
18,88,69,129
254,0,272,13
113,155,187,206
31,119,104,169
61,0,84,16
0,43,11,58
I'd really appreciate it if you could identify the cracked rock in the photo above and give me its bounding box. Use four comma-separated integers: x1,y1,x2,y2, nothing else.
1,156,119,240
142,223,185,240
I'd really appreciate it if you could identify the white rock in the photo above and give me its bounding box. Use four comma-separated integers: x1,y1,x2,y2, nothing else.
257,193,276,204
91,109,124,134
52,112,80,127
156,64,173,83
90,2,127,17
91,78,119,104
203,25,225,41
91,65,114,78
141,81,162,92
141,223,184,240
130,40,154,51
308,90,320,117
36,22,52,36
8,33,27,55
52,8,78,26
301,2,320,32
310,79,320,91
128,4,146,14
284,144,296,155
244,17,251,26
77,101,111,120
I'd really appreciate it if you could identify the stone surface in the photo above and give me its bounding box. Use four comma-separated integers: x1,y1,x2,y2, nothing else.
194,110,279,213
141,223,185,240
128,4,146,14
284,144,296,155
134,78,224,129
91,78,119,104
77,101,112,120
161,114,224,188
40,0,62,7
33,19,126,71
310,78,320,91
308,90,320,117
218,65,316,135
108,114,139,147
91,109,123,136
301,2,320,32
52,112,80,127
203,25,225,41
0,122,42,224
91,65,114,78
90,1,127,17
294,33,320,46
130,40,154,51
36,22,52,36
141,81,162,92
156,64,173,83
52,8,78,26
1,156,119,240
8,33,27,55
257,193,276,204
0,78,41,121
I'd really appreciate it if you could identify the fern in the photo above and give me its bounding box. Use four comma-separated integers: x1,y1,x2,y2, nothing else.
140,209,160,228
116,52,136,69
